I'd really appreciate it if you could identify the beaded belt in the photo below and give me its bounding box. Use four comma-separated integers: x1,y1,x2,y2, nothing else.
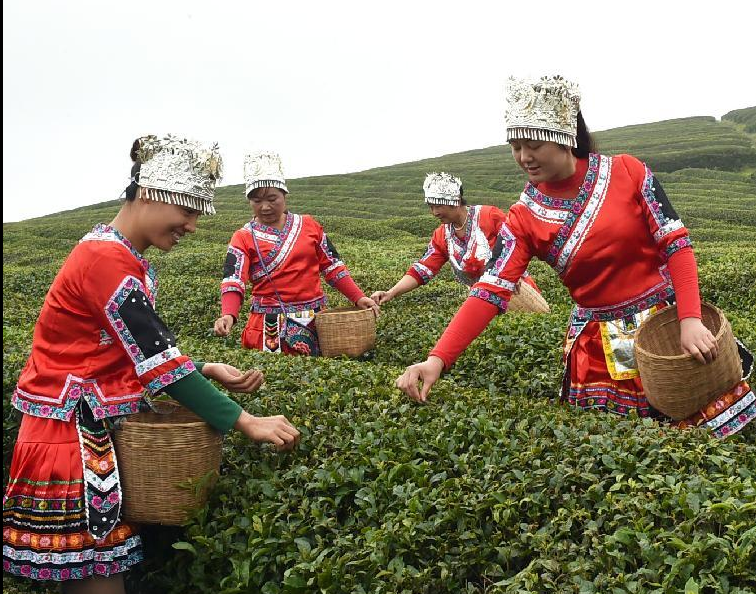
250,295,327,315
574,284,674,322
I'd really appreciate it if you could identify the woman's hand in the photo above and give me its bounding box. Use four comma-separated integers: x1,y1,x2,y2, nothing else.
203,363,265,393
370,290,393,305
356,296,381,317
680,317,718,364
234,411,300,451
214,314,235,337
395,356,445,403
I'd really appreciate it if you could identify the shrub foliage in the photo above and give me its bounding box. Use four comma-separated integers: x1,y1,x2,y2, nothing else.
3,113,755,594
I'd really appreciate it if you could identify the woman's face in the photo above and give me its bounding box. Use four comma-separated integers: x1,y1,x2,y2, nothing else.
428,203,463,225
139,198,201,252
249,187,287,225
510,139,575,184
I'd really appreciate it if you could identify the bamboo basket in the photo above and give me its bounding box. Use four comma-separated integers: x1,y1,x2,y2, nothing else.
508,280,551,313
113,402,222,525
315,307,376,357
635,302,741,420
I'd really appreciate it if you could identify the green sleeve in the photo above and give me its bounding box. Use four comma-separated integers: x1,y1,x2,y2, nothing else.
164,370,242,434
192,360,206,374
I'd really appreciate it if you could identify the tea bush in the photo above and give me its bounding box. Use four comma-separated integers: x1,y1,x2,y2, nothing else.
3,112,755,593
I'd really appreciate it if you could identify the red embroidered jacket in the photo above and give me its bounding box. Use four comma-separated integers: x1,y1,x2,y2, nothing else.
12,225,194,421
430,154,698,367
221,213,364,316
469,154,691,316
407,205,537,289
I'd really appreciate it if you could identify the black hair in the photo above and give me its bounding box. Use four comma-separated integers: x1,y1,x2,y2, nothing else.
572,111,597,158
124,138,141,202
459,187,467,206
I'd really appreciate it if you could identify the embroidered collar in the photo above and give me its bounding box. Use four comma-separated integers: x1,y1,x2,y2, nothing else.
447,206,475,250
246,213,303,280
445,206,491,284
82,224,154,274
543,153,604,271
248,212,293,236
524,155,596,209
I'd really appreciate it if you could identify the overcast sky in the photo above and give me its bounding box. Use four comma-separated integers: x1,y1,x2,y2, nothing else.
3,0,755,222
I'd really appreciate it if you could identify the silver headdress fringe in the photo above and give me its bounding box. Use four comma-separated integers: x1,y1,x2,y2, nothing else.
142,188,217,216
246,180,289,194
506,127,577,148
425,196,462,206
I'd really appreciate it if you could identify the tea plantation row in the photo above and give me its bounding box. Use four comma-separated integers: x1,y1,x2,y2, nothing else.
3,112,755,593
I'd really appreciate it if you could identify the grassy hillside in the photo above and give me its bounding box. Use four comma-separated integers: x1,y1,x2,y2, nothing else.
3,113,755,594
723,106,756,134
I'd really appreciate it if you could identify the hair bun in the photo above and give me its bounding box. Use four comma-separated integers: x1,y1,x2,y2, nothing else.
130,138,141,163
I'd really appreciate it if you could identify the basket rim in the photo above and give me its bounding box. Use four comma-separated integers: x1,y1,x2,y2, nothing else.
635,302,728,360
117,404,210,429
316,306,374,315
510,282,550,311
118,418,211,429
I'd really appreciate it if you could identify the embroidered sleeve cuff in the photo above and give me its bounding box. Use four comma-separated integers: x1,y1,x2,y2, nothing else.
135,347,183,378
653,219,685,242
323,260,345,276
144,359,196,394
663,236,693,262
409,263,434,285
325,268,349,287
221,282,245,295
470,287,510,314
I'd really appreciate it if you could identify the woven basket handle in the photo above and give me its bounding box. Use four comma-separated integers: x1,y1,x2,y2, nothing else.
658,318,679,329
143,397,180,415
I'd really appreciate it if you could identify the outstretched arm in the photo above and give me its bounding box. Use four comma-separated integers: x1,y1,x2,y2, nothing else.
394,209,533,402
199,361,265,393
165,371,299,450
371,275,420,305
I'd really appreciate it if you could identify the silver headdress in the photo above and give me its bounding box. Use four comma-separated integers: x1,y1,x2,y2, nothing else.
505,75,581,147
136,135,222,215
244,151,289,197
423,172,463,206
